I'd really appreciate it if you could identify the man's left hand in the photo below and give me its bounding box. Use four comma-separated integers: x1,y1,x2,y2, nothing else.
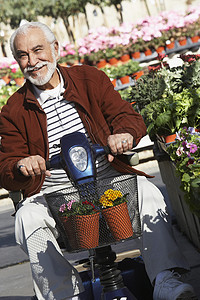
107,133,134,162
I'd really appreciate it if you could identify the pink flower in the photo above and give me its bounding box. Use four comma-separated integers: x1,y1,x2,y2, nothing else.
67,199,76,211
59,203,66,213
188,143,198,153
176,146,184,156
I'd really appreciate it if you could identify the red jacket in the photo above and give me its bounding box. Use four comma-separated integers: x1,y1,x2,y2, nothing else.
0,64,149,197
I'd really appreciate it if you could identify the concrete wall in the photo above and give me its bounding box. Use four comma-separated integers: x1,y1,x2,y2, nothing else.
1,0,200,58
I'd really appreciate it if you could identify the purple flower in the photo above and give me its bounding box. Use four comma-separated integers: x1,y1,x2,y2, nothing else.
188,143,198,153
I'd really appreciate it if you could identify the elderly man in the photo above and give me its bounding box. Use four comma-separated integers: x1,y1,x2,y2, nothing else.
0,22,196,300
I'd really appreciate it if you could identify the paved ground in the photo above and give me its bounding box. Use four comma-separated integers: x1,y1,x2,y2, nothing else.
0,139,200,299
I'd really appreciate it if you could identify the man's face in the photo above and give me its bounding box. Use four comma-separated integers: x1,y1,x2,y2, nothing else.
14,27,59,87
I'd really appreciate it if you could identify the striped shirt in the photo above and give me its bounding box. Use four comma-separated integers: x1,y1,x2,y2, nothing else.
32,71,111,193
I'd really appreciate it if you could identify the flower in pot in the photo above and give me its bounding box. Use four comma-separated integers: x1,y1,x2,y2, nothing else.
104,47,121,65
99,189,133,240
129,54,200,140
59,199,100,250
10,67,24,86
167,127,200,216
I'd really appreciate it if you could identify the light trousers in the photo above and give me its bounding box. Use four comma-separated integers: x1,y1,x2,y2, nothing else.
15,176,190,300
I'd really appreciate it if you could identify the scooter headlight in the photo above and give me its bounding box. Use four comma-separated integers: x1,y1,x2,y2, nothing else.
69,146,87,171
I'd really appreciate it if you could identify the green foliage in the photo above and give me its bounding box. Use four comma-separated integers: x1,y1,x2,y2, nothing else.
101,60,141,79
167,127,200,216
0,82,19,108
59,199,98,217
129,56,200,139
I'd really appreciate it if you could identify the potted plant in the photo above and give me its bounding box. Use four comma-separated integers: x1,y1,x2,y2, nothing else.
58,199,100,250
99,189,133,240
129,54,200,140
0,82,19,109
104,47,121,65
166,127,200,216
10,67,24,86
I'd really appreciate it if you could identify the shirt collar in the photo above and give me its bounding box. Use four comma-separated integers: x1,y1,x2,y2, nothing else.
32,68,65,106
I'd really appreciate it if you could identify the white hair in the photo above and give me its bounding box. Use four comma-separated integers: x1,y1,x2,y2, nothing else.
10,21,57,59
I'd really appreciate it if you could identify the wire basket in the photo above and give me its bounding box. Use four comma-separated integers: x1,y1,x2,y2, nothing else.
45,174,141,253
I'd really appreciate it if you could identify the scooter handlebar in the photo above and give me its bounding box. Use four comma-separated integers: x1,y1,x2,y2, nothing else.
46,160,51,170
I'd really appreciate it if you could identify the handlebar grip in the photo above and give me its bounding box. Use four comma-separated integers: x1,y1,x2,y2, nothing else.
46,160,51,170
103,145,111,155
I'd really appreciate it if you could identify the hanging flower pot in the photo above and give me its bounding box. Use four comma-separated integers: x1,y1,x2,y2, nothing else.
144,49,152,56
97,59,107,69
132,70,144,80
131,52,141,59
120,54,130,63
156,46,165,54
191,36,199,43
60,212,100,250
109,57,119,66
102,202,133,241
120,75,130,84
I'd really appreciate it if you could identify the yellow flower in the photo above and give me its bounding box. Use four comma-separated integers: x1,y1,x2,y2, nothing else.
104,189,122,201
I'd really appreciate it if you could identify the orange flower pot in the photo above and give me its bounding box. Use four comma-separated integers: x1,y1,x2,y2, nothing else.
133,70,144,80
144,49,152,56
111,78,117,87
156,46,165,53
166,42,175,49
102,202,133,241
164,134,176,144
131,52,141,59
97,59,107,69
120,76,130,84
191,36,199,43
109,57,119,65
120,54,130,62
179,39,187,46
60,212,100,250
2,75,11,85
14,77,24,86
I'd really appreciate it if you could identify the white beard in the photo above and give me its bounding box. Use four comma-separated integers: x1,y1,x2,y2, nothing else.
23,56,57,87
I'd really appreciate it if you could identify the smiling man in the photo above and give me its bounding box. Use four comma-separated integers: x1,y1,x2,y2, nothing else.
0,22,197,300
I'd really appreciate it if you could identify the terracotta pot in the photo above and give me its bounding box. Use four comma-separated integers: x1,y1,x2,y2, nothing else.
156,46,165,53
102,202,133,241
2,75,11,85
120,54,130,62
120,75,130,84
191,36,199,43
111,78,117,87
60,212,100,250
133,70,144,80
164,134,176,144
179,39,187,46
144,49,152,56
131,52,141,59
97,59,107,69
108,57,119,65
14,77,24,86
166,42,175,49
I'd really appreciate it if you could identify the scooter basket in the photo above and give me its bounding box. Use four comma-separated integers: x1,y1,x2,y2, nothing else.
46,174,141,253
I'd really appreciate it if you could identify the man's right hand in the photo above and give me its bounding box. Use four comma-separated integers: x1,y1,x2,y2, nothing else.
17,155,51,177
